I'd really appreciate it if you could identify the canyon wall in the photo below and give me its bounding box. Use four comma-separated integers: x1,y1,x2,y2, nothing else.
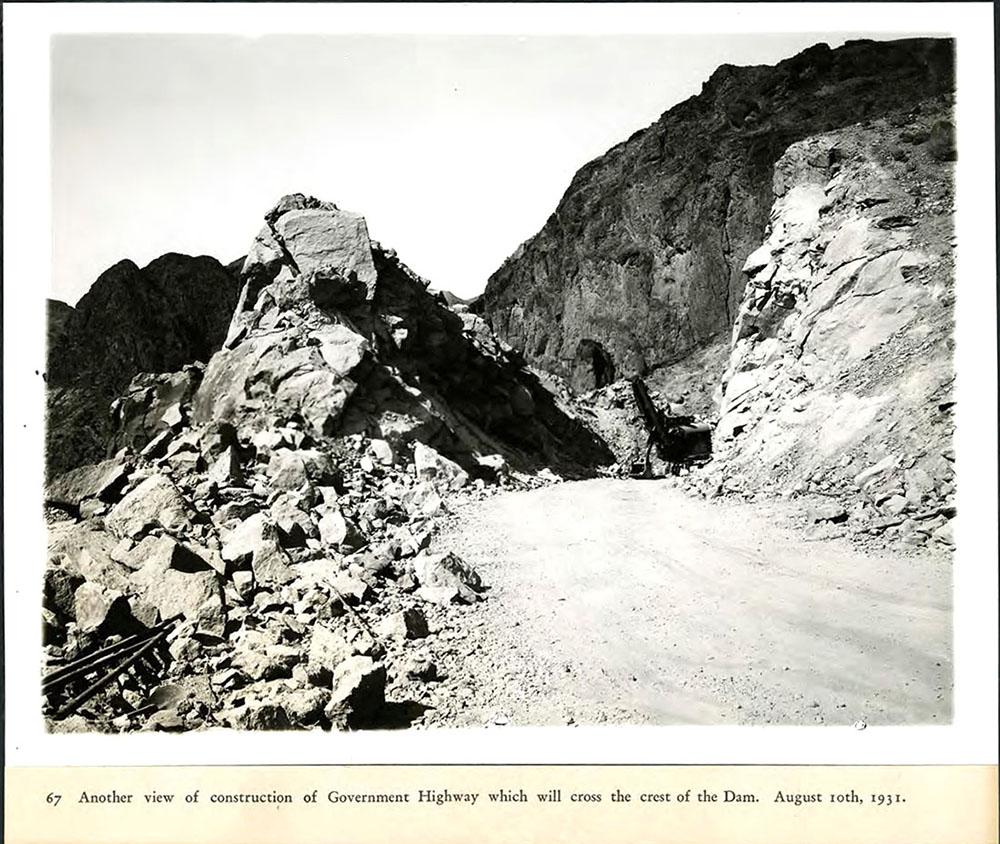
479,38,954,386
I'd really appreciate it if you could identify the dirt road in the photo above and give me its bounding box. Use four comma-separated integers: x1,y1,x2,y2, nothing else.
425,479,951,726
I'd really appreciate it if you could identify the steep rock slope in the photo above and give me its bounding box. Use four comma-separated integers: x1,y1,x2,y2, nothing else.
190,194,610,473
691,97,955,551
479,38,954,384
46,255,241,475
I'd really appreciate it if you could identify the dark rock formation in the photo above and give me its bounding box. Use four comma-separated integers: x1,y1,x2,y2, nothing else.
479,38,954,384
46,255,241,476
47,299,74,351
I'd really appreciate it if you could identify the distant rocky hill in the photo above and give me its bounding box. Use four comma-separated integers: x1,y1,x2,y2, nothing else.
478,38,954,386
46,255,241,476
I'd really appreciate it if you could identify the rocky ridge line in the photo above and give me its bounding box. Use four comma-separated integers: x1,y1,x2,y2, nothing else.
46,255,242,476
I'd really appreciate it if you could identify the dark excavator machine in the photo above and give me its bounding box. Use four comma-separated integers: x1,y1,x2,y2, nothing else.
630,377,712,477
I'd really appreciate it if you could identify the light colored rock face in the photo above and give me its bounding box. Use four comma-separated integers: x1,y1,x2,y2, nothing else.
193,198,377,440
46,458,131,509
704,98,956,546
105,475,191,539
274,209,378,299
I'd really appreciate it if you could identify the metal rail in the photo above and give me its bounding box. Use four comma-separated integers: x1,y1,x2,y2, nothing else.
43,618,178,720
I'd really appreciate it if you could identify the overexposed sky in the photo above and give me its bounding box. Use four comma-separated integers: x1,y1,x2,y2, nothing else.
53,32,878,303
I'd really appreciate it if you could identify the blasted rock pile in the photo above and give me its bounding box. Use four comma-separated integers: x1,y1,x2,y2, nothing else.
42,193,602,732
43,410,553,731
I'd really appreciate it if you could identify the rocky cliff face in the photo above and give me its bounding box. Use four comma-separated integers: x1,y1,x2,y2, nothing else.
46,255,241,476
479,38,954,385
688,96,956,551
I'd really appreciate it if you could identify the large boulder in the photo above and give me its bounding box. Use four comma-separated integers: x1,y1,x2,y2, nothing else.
316,507,364,551
307,624,354,681
114,534,225,576
376,608,429,641
105,475,192,540
413,442,468,490
128,558,225,636
413,551,484,604
45,458,131,509
48,523,132,592
324,656,387,729
265,449,335,492
221,513,295,586
272,207,378,301
111,368,203,456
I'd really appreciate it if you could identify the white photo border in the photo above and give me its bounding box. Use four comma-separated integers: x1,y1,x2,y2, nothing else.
3,2,996,767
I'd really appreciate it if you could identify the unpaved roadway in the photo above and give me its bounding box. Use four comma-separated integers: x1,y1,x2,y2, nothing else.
429,479,951,726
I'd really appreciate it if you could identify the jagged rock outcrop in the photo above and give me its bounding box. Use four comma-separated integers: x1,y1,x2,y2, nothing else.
46,255,241,476
689,96,955,550
191,194,611,473
479,38,954,385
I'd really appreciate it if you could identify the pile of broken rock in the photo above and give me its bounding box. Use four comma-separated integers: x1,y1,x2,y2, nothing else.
43,192,604,732
44,422,513,732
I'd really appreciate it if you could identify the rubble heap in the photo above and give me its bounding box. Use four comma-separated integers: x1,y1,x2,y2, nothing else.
45,422,530,732
43,194,611,732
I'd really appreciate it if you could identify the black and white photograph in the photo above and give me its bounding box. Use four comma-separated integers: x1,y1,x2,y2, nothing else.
29,22,966,737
